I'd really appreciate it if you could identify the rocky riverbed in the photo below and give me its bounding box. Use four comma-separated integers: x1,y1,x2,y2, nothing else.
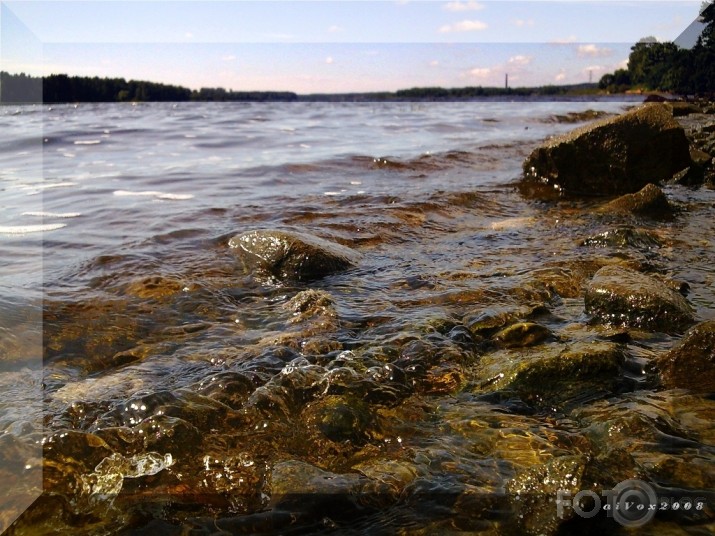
4,100,715,535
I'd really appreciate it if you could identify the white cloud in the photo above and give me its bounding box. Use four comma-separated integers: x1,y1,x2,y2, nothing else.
551,35,578,45
443,1,485,12
429,60,440,67
326,56,334,64
438,20,488,33
469,67,492,78
328,25,344,33
184,32,194,39
577,44,612,57
222,55,237,62
508,55,532,67
555,70,567,82
514,19,535,27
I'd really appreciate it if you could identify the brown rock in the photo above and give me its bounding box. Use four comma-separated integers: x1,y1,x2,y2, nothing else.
653,320,715,392
521,103,691,198
585,266,694,333
599,183,675,220
229,229,361,282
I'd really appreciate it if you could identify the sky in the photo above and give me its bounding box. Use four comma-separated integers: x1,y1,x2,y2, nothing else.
0,0,705,93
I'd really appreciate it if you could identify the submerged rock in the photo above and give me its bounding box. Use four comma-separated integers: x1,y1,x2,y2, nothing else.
229,229,361,282
269,459,367,513
585,266,694,333
492,322,552,349
507,455,587,535
599,183,675,220
521,103,691,198
653,320,715,392
476,341,625,406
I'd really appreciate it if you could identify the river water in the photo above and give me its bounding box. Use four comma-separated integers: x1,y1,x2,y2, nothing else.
1,99,714,534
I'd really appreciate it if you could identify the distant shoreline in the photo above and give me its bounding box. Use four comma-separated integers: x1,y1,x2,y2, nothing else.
0,70,623,104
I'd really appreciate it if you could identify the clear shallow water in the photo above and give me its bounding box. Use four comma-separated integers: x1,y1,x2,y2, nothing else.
1,99,714,535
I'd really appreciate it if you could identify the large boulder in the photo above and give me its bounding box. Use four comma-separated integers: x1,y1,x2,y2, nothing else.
229,229,361,282
520,103,691,198
584,266,694,333
652,320,715,392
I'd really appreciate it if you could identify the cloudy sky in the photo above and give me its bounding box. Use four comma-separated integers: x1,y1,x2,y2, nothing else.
1,0,704,93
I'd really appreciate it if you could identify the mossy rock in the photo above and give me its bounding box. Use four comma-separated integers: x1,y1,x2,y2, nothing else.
476,342,625,406
492,322,552,349
585,266,694,333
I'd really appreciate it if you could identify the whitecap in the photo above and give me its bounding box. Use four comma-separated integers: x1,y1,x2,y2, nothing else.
38,182,77,189
0,223,66,235
73,140,101,145
113,190,194,200
22,211,81,218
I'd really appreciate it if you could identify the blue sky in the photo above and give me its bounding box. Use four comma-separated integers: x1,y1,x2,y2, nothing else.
1,1,704,93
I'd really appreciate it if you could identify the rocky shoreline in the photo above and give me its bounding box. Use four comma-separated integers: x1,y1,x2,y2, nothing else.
18,102,715,535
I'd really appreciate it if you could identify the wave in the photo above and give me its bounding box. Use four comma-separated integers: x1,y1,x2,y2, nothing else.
0,223,66,235
22,211,81,218
113,190,194,200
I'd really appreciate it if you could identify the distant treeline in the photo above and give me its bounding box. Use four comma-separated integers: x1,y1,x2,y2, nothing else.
0,72,298,103
0,71,600,104
394,84,597,100
599,1,715,95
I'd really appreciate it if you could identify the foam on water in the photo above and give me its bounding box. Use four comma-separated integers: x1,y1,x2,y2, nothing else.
113,190,194,200
22,211,81,218
0,223,66,235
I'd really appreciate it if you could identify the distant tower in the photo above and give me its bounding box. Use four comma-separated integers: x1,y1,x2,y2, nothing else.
589,69,593,83
505,73,508,89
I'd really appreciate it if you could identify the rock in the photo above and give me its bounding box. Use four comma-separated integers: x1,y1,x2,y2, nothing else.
653,320,715,392
506,456,588,535
492,322,552,349
476,342,625,406
520,104,691,198
580,226,662,249
302,395,374,444
229,230,361,282
599,183,675,220
269,459,366,513
585,266,694,333
691,147,713,166
543,110,612,123
669,101,703,117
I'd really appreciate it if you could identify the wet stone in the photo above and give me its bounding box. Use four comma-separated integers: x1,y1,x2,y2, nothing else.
124,276,185,300
585,265,694,333
580,226,662,249
599,183,675,220
463,307,520,337
652,320,715,393
521,103,691,198
269,459,368,515
229,229,361,282
475,342,625,407
506,455,587,536
572,391,715,493
302,395,375,445
492,322,552,349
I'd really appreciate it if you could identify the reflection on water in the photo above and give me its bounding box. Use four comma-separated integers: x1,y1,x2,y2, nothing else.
1,100,714,534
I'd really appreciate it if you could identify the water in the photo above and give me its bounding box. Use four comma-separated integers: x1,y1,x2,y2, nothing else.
1,99,714,534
